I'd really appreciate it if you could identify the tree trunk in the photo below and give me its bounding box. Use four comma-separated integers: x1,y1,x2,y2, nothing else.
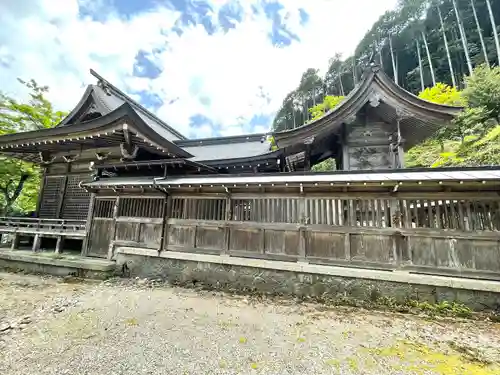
389,34,398,85
0,174,30,216
485,0,500,65
352,56,357,85
471,0,490,67
302,94,307,125
377,40,384,69
422,31,436,86
416,39,425,92
452,0,473,75
338,72,345,96
437,3,457,87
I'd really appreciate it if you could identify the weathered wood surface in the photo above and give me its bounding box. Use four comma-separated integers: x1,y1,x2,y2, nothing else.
0,217,85,237
345,119,395,171
84,193,500,279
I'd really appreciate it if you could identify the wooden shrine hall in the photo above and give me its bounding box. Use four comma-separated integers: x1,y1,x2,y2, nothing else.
0,64,500,283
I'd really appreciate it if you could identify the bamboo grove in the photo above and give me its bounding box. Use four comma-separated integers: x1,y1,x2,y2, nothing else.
272,0,500,133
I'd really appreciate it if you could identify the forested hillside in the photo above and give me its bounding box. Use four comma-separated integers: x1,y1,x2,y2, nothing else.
272,0,500,170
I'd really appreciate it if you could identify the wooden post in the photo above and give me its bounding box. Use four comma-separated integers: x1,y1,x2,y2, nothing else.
222,194,231,255
32,234,41,252
106,197,120,260
389,198,401,266
55,236,64,254
81,193,96,256
298,189,307,262
111,196,120,239
345,199,354,260
303,137,314,172
160,195,172,252
35,168,47,217
158,195,168,252
56,174,69,219
11,233,20,250
341,123,350,171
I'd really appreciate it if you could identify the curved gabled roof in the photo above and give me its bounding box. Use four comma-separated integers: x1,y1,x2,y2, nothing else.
273,64,463,149
0,103,192,162
57,70,187,141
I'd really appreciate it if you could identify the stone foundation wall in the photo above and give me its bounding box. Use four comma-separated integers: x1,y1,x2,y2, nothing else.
117,253,500,311
0,251,116,280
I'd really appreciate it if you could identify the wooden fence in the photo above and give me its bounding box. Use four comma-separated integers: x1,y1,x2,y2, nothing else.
86,192,500,280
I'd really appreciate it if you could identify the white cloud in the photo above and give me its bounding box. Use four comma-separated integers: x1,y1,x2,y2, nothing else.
0,0,398,138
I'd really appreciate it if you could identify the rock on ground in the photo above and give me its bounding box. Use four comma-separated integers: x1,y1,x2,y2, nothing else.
0,272,499,375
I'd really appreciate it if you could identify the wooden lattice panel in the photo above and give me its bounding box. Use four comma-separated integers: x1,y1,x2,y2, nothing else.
38,176,65,218
118,197,164,218
61,174,91,220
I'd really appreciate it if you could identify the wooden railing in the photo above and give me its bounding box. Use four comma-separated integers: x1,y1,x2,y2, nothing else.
0,217,87,253
0,217,86,236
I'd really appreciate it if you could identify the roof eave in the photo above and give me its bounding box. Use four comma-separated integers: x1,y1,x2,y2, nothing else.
0,103,193,158
272,65,464,149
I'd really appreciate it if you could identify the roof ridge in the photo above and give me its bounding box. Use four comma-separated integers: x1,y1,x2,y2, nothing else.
89,69,188,140
175,132,269,146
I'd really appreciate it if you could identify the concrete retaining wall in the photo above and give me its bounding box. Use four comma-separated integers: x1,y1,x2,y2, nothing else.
116,249,500,311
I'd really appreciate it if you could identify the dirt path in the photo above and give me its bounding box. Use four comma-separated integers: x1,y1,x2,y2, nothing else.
1,272,499,375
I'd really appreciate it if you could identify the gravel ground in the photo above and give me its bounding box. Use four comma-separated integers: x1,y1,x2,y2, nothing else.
1,272,500,375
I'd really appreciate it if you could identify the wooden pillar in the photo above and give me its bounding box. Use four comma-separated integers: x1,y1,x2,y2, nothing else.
107,197,120,260
395,112,406,169
11,233,20,250
389,198,401,266
56,175,69,219
303,136,314,172
160,195,172,252
298,187,307,262
32,234,41,252
345,198,355,261
55,236,64,254
81,193,96,256
35,168,48,217
341,123,350,171
222,193,231,255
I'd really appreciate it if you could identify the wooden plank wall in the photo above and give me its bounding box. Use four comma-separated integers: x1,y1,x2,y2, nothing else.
346,119,395,171
38,163,91,220
88,191,500,279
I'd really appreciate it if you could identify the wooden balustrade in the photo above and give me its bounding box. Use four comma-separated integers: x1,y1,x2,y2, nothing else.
0,217,87,253
0,217,86,234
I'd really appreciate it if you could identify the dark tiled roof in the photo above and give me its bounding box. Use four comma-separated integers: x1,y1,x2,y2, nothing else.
177,134,272,162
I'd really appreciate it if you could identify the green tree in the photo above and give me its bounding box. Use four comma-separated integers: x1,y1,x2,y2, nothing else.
272,69,324,132
0,79,66,215
462,64,500,118
312,158,336,172
407,65,500,168
418,82,464,105
308,95,345,122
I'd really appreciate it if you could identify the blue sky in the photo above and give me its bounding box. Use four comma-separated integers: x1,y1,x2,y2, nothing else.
0,0,398,138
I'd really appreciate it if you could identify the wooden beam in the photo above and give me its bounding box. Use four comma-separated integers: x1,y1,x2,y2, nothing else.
81,193,96,256
35,167,47,217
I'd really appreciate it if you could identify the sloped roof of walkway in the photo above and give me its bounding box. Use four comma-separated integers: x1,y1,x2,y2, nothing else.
83,167,500,191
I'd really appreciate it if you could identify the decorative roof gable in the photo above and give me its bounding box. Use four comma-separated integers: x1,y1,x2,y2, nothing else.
57,70,187,142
